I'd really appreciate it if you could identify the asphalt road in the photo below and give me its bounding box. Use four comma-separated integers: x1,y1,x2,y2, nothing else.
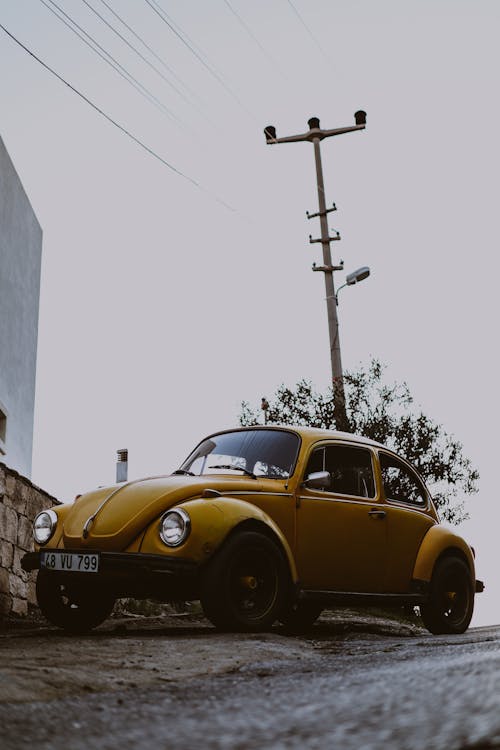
1,614,499,750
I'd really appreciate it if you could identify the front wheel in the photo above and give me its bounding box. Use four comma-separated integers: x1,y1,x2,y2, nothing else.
200,531,290,632
420,556,474,635
36,570,115,633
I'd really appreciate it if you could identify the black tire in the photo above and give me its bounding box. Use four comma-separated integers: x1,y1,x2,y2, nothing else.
200,531,290,632
36,570,115,633
280,601,323,634
420,556,474,635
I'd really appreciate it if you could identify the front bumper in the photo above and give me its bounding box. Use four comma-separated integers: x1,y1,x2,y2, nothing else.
22,550,200,600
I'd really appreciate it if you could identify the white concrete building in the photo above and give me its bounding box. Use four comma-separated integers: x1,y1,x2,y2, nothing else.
0,136,42,478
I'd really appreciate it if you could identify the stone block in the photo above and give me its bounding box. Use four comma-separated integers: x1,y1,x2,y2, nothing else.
5,474,16,498
0,504,18,544
11,597,27,616
0,467,6,496
13,547,28,577
4,478,27,512
0,592,11,616
26,489,51,521
0,539,14,568
27,575,37,607
9,572,26,599
0,567,10,595
16,483,29,515
17,515,33,552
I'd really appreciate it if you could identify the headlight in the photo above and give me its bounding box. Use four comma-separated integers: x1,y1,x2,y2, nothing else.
160,509,191,547
33,509,58,545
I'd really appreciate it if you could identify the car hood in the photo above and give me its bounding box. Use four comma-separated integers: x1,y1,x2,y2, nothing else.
61,474,260,551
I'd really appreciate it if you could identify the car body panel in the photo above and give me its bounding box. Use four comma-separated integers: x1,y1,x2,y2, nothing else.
62,476,270,551
295,493,387,591
383,505,436,591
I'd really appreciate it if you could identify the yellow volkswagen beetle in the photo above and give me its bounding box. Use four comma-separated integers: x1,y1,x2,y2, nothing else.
22,426,483,634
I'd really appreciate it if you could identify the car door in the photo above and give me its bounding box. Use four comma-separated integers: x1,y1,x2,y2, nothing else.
378,451,436,592
295,442,387,592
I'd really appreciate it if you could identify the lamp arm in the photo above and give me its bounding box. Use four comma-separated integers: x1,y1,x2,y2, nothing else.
335,283,348,305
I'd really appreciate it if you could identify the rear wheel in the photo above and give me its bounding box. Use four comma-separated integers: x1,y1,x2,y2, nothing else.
200,531,290,632
36,570,115,633
420,556,474,635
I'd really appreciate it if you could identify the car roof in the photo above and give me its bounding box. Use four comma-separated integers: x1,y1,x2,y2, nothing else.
216,425,388,451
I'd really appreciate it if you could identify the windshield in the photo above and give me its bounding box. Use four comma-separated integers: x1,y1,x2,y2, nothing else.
180,429,300,479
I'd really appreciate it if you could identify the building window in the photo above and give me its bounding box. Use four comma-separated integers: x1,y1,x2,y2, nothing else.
0,402,7,455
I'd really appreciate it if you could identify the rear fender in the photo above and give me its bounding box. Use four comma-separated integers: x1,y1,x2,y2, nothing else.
412,525,475,584
140,496,298,582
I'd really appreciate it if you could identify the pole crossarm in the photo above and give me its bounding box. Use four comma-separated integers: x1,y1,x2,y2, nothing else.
312,263,344,273
309,233,340,244
265,123,365,145
306,204,336,219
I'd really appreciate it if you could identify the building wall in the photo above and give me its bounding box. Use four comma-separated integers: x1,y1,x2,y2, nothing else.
0,136,42,477
0,461,58,617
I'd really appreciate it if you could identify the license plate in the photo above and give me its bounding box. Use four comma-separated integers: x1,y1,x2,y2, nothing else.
41,551,100,573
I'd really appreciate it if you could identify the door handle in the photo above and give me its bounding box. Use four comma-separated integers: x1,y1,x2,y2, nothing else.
368,509,386,519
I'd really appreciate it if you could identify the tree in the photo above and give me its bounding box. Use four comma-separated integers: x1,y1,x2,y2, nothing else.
239,359,478,524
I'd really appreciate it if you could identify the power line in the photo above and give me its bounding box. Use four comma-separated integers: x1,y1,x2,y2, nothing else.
144,0,256,121
40,0,183,126
0,22,235,212
89,0,217,129
286,0,329,61
95,0,201,103
80,0,194,110
222,0,287,80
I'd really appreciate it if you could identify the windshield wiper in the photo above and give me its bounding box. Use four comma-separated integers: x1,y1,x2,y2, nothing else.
208,465,256,479
172,469,195,476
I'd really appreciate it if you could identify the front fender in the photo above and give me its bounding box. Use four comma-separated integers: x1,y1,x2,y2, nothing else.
412,525,475,584
140,496,298,582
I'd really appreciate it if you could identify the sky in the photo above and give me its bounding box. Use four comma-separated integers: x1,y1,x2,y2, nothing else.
0,0,498,625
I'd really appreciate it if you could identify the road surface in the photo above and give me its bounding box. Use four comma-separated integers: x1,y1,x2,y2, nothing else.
1,612,499,750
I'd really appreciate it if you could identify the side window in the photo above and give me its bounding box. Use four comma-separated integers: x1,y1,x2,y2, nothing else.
305,444,375,498
379,453,426,507
305,447,325,476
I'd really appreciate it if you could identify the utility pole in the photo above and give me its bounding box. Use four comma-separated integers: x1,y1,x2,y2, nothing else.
264,112,366,431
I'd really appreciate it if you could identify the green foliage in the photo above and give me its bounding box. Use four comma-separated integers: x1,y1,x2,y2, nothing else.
239,359,478,524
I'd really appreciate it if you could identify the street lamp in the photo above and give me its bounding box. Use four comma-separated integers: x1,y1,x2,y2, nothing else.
335,266,371,304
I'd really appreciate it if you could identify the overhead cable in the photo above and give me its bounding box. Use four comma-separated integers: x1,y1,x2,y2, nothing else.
286,0,329,61
81,0,194,110
0,23,235,212
40,0,183,126
95,0,200,102
222,0,287,80
144,0,256,121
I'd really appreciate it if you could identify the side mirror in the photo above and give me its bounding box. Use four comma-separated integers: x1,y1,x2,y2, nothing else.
304,471,331,490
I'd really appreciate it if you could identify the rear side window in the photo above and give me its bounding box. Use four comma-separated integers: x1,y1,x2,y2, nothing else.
305,444,375,498
379,452,427,507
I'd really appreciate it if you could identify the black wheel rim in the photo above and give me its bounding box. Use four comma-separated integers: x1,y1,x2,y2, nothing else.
227,546,279,623
437,567,471,628
49,582,88,615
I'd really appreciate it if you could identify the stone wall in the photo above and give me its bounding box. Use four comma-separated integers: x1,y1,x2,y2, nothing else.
0,461,59,617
